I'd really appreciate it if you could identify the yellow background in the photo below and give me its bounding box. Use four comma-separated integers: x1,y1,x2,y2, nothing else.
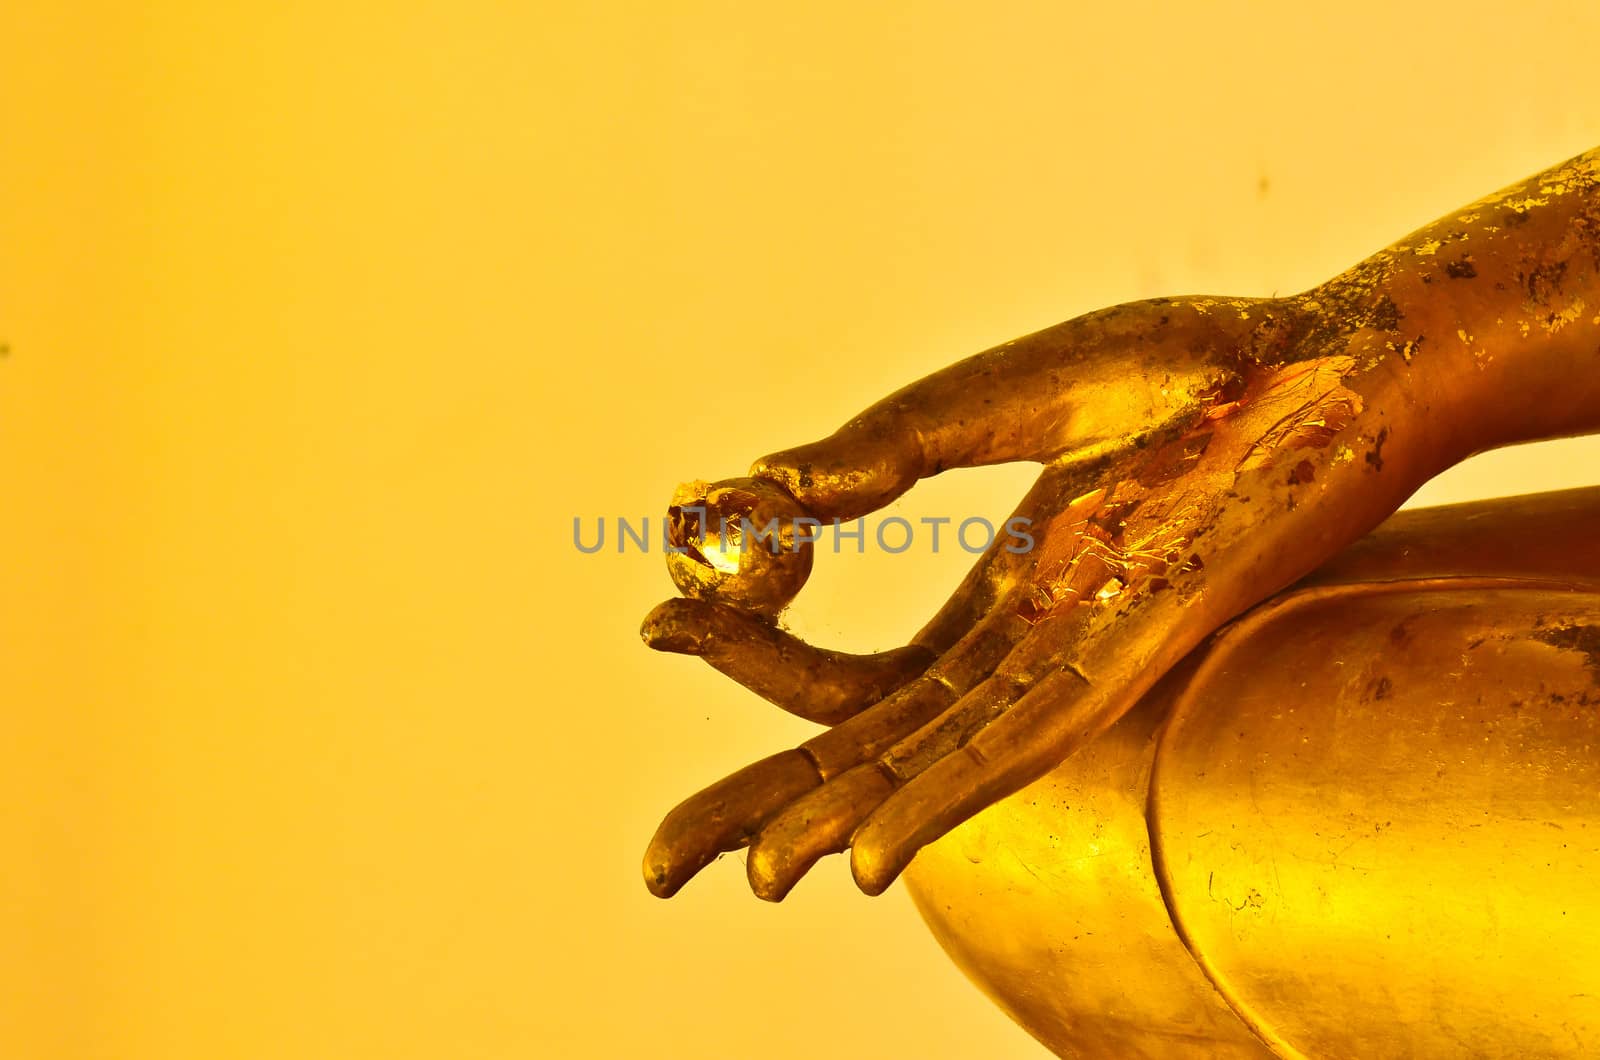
3,4,1598,1057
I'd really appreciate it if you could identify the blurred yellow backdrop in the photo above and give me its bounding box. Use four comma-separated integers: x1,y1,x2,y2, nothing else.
2,4,1598,1058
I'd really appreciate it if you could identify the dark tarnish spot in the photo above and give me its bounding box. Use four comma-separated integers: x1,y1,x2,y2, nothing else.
1445,256,1478,279
1288,459,1315,485
1369,294,1401,333
1533,624,1600,680
1364,427,1390,472
1524,260,1568,305
1390,618,1415,648
1199,373,1249,407
1289,256,1400,353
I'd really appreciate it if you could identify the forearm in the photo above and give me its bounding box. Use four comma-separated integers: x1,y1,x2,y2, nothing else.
1314,147,1600,459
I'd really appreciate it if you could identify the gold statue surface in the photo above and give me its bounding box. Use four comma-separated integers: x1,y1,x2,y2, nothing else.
641,148,1600,1056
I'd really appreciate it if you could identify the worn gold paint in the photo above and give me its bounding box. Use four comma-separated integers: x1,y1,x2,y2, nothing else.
642,148,1600,1053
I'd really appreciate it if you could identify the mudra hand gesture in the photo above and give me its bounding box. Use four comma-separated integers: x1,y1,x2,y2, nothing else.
641,148,1600,901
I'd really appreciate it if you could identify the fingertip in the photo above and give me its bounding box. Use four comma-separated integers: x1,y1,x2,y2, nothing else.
847,768,938,895
749,450,829,518
750,440,912,521
848,839,901,897
642,811,711,898
642,848,684,899
639,598,708,654
640,750,824,899
850,744,1013,896
745,842,796,903
747,449,803,492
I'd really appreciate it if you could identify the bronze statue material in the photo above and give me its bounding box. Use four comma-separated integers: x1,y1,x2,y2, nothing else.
640,148,1600,1056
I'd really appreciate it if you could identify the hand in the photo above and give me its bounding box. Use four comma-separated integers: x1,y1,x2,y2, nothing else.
641,281,1444,902
641,145,1600,900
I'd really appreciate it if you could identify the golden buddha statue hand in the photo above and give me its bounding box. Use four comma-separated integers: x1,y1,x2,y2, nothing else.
641,147,1600,902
